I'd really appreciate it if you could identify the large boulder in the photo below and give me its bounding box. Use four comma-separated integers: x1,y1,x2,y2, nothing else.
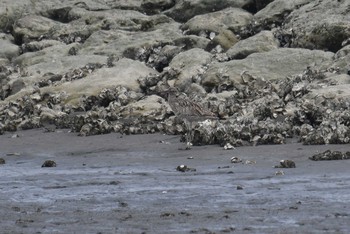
79,22,182,58
226,30,279,59
0,34,20,60
12,15,61,43
45,58,159,105
202,48,334,91
332,45,350,74
120,95,167,120
169,48,212,89
254,0,313,27
141,0,176,14
281,0,350,53
8,43,107,96
164,0,254,23
181,7,253,35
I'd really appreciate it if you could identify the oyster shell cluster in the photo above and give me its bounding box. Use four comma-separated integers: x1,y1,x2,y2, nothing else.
309,150,350,161
1,66,350,148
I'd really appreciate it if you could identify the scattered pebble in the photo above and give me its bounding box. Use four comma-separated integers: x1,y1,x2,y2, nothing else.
274,159,296,168
176,164,196,172
218,166,230,169
0,158,5,164
6,152,21,156
245,160,256,165
224,143,235,150
42,160,57,167
230,156,242,163
275,170,284,176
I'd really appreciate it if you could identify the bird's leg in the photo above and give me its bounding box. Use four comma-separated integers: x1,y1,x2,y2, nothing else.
185,121,193,150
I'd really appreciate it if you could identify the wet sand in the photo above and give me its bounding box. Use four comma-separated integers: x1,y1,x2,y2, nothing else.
0,129,349,233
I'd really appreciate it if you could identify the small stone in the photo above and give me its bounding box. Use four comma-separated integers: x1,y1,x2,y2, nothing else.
6,152,21,156
42,160,57,167
236,185,244,190
230,156,242,163
224,143,235,150
274,159,296,168
0,158,5,164
245,160,256,164
275,170,284,176
177,164,187,172
176,164,196,172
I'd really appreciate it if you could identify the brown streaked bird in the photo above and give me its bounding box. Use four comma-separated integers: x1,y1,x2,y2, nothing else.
164,87,218,149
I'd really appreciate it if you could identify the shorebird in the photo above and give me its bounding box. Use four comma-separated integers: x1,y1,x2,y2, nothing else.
164,87,218,149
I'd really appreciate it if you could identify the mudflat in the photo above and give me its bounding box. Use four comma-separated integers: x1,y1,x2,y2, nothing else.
0,129,349,233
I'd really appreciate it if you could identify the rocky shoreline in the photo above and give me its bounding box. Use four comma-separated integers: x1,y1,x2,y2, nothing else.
1,0,350,147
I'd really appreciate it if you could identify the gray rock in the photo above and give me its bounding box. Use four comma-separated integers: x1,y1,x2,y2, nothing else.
80,22,182,58
141,0,176,14
255,0,274,11
169,48,212,89
254,0,313,27
7,43,107,97
227,30,279,59
21,39,64,53
0,0,32,32
164,0,254,23
120,95,167,121
46,58,159,106
181,7,253,35
104,0,142,10
331,45,350,74
205,29,239,52
0,34,20,60
174,35,210,50
0,58,10,67
282,0,350,52
202,48,333,91
13,15,61,43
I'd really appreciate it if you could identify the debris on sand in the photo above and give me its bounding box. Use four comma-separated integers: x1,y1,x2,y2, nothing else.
224,143,235,150
230,156,242,163
275,170,285,176
245,160,256,165
309,150,350,161
0,158,5,164
274,159,296,168
42,160,57,167
176,164,196,172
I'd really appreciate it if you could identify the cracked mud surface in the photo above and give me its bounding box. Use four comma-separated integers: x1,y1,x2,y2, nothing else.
1,129,349,233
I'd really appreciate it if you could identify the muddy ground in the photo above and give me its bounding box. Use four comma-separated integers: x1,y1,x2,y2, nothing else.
0,129,349,234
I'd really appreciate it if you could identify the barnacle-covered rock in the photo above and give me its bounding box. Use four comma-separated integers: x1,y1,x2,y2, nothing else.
78,119,112,137
119,95,168,121
309,150,350,161
18,117,41,130
192,120,218,146
42,160,57,167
